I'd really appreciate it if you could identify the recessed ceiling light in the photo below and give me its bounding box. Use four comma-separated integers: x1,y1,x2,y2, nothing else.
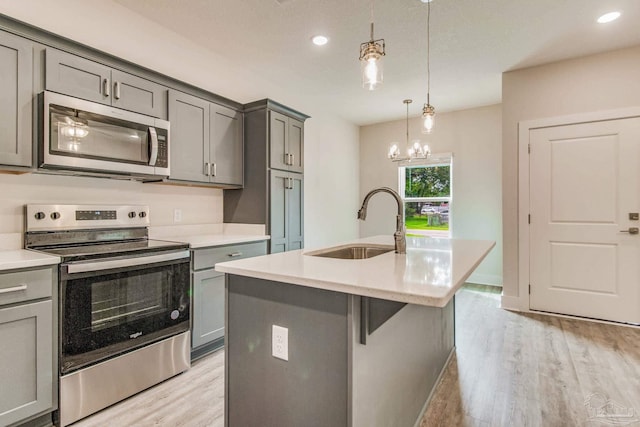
312,35,329,46
597,11,621,24
420,0,433,3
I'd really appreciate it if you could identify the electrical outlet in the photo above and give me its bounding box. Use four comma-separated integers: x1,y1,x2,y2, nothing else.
173,209,182,223
272,325,288,361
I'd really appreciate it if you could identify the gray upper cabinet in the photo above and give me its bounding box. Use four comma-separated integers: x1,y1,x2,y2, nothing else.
168,89,243,188
269,110,304,173
210,104,243,186
224,99,308,253
168,90,209,182
45,48,167,119
0,30,33,168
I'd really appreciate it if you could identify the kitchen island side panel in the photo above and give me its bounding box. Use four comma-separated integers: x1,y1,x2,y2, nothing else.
351,297,455,427
226,275,349,427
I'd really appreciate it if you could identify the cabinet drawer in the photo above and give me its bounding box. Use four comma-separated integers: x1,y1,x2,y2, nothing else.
193,241,267,271
0,268,53,306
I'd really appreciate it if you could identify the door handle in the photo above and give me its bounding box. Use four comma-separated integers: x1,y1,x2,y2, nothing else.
228,252,243,257
148,127,158,166
114,81,121,100
204,162,211,176
212,163,217,177
620,227,639,234
103,78,110,97
290,153,294,166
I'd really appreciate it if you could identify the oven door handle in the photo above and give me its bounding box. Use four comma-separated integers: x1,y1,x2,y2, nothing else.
66,250,189,274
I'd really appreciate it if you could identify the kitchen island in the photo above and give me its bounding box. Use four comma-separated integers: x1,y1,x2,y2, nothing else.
216,235,494,427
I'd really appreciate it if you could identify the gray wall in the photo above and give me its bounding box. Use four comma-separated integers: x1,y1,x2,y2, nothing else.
501,45,640,307
359,104,503,286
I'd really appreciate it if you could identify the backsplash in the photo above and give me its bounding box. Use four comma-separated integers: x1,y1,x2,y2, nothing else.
0,172,224,236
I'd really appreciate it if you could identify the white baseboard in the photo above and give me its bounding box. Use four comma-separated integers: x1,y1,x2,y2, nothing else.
467,272,503,287
500,294,526,311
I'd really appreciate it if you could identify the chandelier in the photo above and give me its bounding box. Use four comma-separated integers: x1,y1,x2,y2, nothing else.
388,99,431,162
421,0,436,133
359,2,385,90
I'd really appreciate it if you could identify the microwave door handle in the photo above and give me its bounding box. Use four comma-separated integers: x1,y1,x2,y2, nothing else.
148,127,159,166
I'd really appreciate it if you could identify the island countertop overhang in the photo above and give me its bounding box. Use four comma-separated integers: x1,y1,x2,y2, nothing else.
215,235,495,307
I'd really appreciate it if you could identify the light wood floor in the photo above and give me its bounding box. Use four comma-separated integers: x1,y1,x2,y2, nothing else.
74,286,640,427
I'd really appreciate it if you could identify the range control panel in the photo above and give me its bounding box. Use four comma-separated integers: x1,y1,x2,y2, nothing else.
26,204,150,231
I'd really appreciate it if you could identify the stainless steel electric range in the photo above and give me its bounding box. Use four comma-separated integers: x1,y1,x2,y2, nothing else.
25,204,191,426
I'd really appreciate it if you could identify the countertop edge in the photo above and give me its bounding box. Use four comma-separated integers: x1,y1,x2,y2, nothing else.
0,250,61,272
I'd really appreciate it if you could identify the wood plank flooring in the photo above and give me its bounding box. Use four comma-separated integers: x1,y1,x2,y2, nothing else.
74,285,640,427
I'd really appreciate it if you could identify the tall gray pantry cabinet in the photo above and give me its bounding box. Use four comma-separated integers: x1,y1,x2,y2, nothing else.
224,99,309,253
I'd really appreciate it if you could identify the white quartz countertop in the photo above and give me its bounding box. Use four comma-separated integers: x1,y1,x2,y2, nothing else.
0,250,61,271
216,235,495,307
160,234,269,249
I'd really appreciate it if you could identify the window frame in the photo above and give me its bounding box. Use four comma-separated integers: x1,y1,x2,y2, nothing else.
397,153,453,237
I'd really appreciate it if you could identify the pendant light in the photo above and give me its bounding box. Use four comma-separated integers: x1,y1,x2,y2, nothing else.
388,100,431,162
359,2,386,91
421,0,436,133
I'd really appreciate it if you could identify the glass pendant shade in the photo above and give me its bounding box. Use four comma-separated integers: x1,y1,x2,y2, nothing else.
360,42,384,90
421,103,435,134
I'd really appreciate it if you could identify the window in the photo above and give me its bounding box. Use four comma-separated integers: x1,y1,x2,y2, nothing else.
398,155,452,237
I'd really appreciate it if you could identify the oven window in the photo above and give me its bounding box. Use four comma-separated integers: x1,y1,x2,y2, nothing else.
61,258,190,373
91,271,167,332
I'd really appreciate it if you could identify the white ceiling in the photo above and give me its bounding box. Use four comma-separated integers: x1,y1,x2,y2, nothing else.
113,0,640,125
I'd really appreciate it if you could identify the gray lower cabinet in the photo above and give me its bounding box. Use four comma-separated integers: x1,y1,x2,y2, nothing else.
45,48,167,119
0,29,33,168
224,99,308,254
191,241,267,358
269,171,304,253
0,266,56,427
168,90,243,187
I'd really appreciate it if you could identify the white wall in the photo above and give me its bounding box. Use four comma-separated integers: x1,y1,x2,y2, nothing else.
0,0,360,247
502,45,640,304
359,104,503,286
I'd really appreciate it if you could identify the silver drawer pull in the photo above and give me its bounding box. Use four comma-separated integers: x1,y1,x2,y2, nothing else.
228,252,243,257
0,284,28,294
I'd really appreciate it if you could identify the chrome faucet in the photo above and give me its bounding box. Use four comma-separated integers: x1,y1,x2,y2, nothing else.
357,187,406,254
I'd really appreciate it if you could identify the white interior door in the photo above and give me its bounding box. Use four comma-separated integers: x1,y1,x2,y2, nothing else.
529,118,640,324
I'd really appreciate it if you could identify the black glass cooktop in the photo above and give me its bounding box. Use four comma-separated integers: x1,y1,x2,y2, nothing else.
33,239,188,262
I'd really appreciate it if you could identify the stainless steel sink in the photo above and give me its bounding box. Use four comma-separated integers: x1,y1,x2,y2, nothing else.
305,244,394,260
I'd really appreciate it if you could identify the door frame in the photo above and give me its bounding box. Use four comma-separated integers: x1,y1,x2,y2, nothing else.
506,106,640,313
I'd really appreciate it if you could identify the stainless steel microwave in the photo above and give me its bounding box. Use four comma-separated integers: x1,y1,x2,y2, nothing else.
39,91,170,178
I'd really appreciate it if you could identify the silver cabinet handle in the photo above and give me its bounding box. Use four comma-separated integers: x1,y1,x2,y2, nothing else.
290,153,294,166
103,78,110,97
114,81,121,100
204,162,211,176
148,127,158,166
284,153,289,165
228,252,243,257
620,227,639,234
0,284,28,294
212,163,217,177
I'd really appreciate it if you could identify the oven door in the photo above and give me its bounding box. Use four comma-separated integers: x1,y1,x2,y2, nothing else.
59,250,189,374
41,91,170,177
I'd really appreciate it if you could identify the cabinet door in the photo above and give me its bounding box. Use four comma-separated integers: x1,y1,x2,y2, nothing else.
269,110,289,171
111,69,167,119
288,174,304,250
269,170,290,253
45,48,111,105
210,104,243,186
288,118,304,173
168,90,209,182
0,300,53,426
0,31,33,167
192,269,225,349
